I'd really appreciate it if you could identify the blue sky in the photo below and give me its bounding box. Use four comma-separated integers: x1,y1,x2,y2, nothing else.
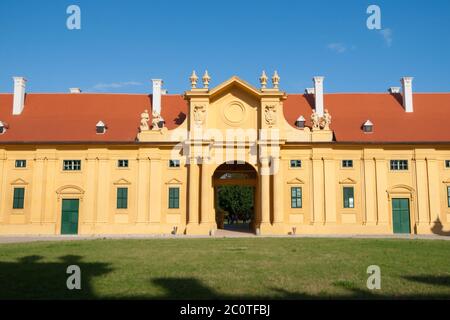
0,0,449,94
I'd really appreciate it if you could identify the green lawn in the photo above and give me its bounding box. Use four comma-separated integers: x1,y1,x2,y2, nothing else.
0,238,449,299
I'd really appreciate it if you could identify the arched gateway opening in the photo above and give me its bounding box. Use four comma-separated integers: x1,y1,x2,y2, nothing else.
213,162,258,234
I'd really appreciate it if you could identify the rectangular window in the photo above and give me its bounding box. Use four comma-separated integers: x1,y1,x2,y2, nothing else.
390,160,408,171
342,160,353,168
118,159,129,168
169,160,180,168
168,187,180,209
13,187,25,209
291,187,302,208
116,187,128,209
15,160,27,168
63,160,81,171
446,160,450,168
343,187,355,209
290,160,302,168
448,186,450,208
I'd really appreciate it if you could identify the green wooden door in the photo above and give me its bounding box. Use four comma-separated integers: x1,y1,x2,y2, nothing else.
61,199,79,235
392,198,410,234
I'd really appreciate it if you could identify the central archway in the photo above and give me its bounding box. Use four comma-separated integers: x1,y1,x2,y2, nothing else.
213,162,259,233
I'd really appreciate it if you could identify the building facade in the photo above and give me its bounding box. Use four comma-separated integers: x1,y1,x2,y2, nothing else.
0,73,450,236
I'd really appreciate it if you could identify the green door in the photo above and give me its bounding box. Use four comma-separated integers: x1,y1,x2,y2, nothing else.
61,199,79,235
392,198,410,234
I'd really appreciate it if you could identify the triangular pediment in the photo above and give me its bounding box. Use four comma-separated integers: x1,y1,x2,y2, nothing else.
339,178,357,184
287,177,305,184
10,178,28,185
166,178,182,185
113,178,131,185
209,76,262,99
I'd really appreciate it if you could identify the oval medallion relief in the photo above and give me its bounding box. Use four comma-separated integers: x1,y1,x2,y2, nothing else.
222,102,247,126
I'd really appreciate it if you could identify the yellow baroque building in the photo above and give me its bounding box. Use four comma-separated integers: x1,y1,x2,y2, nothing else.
0,73,450,236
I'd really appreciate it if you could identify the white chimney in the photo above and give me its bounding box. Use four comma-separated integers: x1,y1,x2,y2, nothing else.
400,77,414,113
13,77,27,115
70,88,82,93
152,79,163,115
313,76,324,117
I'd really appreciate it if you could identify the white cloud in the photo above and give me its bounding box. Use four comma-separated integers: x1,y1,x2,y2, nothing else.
380,28,393,47
92,81,143,90
327,43,347,54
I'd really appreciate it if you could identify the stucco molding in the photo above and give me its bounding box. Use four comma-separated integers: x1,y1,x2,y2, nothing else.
166,178,182,185
56,185,85,201
113,178,131,185
339,178,357,185
10,178,28,185
287,178,305,185
386,184,415,202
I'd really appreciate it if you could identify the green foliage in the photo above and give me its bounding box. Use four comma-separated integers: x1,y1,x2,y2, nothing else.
217,186,253,217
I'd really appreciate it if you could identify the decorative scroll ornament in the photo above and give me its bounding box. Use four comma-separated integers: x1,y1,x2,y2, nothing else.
264,104,277,126
311,109,332,131
190,70,198,89
193,104,207,126
259,70,268,89
140,109,150,131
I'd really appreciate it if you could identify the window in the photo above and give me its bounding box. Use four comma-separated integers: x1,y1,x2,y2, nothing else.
291,187,302,208
290,160,302,168
343,187,354,209
448,186,450,208
15,160,27,168
13,187,25,209
390,160,408,171
446,160,450,168
63,160,81,171
116,187,128,209
169,160,180,168
168,187,180,209
342,160,353,168
118,160,129,168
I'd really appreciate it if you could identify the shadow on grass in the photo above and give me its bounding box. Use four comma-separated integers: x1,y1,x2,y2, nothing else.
1,256,450,299
0,255,113,299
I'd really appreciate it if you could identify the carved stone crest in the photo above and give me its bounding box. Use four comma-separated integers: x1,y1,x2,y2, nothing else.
264,104,276,126
193,105,207,126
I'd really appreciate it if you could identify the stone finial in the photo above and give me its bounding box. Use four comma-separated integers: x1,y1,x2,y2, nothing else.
202,70,211,89
189,70,198,89
272,70,280,89
259,70,268,89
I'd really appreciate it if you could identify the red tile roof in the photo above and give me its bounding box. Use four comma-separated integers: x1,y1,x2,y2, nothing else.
0,94,187,143
0,92,449,143
283,93,450,143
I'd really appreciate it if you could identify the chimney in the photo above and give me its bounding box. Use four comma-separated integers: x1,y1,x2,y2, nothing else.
400,77,414,113
152,79,163,115
70,88,82,93
13,77,27,115
313,76,324,117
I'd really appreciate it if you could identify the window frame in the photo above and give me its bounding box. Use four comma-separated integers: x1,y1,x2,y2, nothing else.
343,186,355,209
62,160,82,171
390,160,409,171
447,186,450,208
290,186,302,208
13,187,25,209
116,187,128,209
342,160,354,169
289,160,302,169
117,159,129,168
168,187,180,209
168,159,181,168
445,160,450,169
15,159,27,168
